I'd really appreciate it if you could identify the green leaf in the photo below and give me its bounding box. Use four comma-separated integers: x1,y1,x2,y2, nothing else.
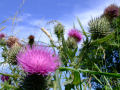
94,63,112,90
67,47,77,60
55,70,62,90
77,17,88,39
90,32,115,45
63,79,73,85
92,74,103,85
72,71,81,85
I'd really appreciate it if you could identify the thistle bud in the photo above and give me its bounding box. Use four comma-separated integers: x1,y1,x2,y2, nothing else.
7,43,22,65
88,17,111,40
0,33,6,46
0,33,5,39
66,37,78,49
54,23,64,40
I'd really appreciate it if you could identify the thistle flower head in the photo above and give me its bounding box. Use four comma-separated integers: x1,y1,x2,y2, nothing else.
17,45,60,75
0,33,5,39
1,75,9,82
68,29,82,42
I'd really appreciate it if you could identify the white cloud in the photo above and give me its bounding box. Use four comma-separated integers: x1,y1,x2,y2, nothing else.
61,0,120,32
13,25,51,44
16,13,31,22
5,0,120,44
28,18,48,27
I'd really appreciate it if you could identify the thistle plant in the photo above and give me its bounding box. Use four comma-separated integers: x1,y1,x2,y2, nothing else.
17,44,60,89
0,3,120,90
66,29,82,49
68,29,82,43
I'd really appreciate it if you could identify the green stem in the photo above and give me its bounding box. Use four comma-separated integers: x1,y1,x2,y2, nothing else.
79,75,82,90
59,67,120,78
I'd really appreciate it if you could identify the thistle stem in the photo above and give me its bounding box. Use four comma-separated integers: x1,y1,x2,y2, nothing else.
0,72,20,78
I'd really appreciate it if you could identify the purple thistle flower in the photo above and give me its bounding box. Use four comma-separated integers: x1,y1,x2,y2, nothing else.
0,33,5,39
1,75,9,82
17,45,60,75
68,29,82,42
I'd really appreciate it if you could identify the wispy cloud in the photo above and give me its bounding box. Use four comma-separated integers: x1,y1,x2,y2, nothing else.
61,0,120,31
16,13,31,22
2,0,120,44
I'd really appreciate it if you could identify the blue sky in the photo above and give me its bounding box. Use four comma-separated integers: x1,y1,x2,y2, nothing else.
0,0,107,20
0,0,120,43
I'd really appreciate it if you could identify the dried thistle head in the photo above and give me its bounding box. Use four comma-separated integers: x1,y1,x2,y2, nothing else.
103,4,119,20
28,35,35,47
7,36,19,48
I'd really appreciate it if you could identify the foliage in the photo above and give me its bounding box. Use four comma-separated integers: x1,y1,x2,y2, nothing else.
0,3,120,90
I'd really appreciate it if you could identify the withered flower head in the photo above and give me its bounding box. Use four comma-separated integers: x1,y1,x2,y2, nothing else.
28,35,34,40
104,4,119,20
28,35,35,47
7,36,19,48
